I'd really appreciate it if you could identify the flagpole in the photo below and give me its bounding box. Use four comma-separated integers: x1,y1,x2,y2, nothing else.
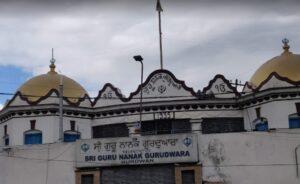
157,0,163,70
158,10,163,69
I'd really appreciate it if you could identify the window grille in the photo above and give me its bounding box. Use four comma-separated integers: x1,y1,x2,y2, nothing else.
141,119,191,135
92,123,129,138
201,118,244,134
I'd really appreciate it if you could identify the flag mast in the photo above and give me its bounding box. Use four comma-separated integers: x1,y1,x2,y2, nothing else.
156,0,164,69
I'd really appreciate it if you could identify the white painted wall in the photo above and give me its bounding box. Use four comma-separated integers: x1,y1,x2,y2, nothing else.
3,97,299,146
62,116,91,139
243,98,300,129
2,116,57,145
91,109,243,126
199,132,300,184
0,116,91,146
259,76,294,91
203,77,237,98
1,132,300,184
0,143,75,184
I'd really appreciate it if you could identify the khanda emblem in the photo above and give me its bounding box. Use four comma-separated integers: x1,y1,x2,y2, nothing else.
183,137,192,147
81,143,90,152
158,85,166,94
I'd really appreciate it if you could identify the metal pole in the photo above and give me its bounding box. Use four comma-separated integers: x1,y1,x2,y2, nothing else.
139,61,144,125
59,75,63,142
133,55,144,133
158,10,163,69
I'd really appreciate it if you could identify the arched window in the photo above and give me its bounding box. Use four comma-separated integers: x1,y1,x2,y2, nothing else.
64,130,80,142
24,130,42,145
289,114,300,128
253,117,269,131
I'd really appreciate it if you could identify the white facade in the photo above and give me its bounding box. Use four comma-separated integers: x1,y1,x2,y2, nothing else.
1,56,300,183
0,115,91,146
1,132,299,184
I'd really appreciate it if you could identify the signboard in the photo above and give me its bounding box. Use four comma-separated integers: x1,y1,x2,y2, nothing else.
76,133,198,168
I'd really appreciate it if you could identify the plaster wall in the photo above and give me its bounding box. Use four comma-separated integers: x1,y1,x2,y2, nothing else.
0,116,91,146
1,132,300,184
0,143,75,184
91,109,243,126
243,98,300,129
61,116,91,139
198,132,300,184
0,116,57,145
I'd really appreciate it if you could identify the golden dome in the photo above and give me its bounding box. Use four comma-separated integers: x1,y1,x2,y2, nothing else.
18,58,88,104
250,39,300,87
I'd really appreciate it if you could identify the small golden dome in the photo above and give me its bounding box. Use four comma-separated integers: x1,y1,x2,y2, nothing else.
250,39,300,87
18,54,88,104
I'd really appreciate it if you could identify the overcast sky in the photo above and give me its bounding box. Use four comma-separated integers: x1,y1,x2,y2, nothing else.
0,0,300,107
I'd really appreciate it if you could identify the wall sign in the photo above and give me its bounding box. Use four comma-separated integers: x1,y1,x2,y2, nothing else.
76,133,198,168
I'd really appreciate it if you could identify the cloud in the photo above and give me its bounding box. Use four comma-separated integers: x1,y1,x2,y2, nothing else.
0,0,299,99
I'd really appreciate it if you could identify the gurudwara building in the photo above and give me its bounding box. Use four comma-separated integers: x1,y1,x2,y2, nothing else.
0,40,300,184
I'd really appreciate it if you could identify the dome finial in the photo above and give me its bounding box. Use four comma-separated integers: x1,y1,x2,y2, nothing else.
282,38,290,52
49,48,56,73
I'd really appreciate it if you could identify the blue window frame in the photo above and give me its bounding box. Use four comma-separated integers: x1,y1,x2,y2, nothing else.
252,118,268,131
64,131,80,142
255,122,268,131
24,130,42,145
289,117,300,128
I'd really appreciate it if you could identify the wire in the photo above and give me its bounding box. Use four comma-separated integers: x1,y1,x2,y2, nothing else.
49,144,73,160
